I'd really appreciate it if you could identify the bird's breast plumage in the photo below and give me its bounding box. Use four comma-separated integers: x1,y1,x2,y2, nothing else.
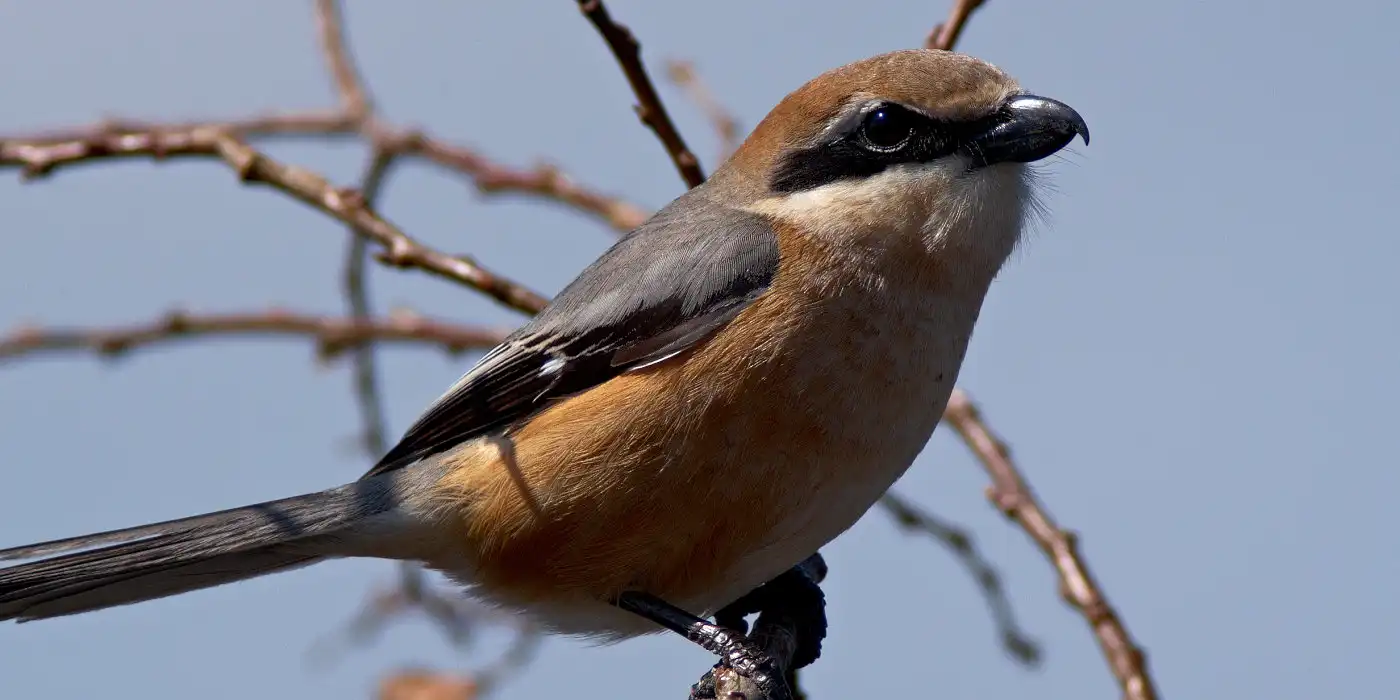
427,220,993,638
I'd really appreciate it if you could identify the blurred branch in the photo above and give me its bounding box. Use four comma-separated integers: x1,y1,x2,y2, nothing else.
943,390,1159,700
879,491,1041,666
313,0,393,459
926,0,987,50
311,573,517,659
666,60,742,164
378,671,479,700
341,148,396,455
314,0,373,121
0,308,508,364
576,0,705,188
311,573,541,697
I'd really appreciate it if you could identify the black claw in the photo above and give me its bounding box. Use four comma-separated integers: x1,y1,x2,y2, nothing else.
714,555,828,671
686,624,791,700
689,669,717,700
614,591,793,700
616,554,829,700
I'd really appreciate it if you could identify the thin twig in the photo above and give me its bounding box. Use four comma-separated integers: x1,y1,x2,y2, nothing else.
309,574,540,695
314,0,393,457
575,0,705,188
0,129,549,314
943,389,1159,700
2,121,649,235
3,112,361,146
314,0,373,120
342,150,395,455
310,6,545,694
926,0,988,51
879,491,1041,665
0,308,508,363
665,60,742,164
385,132,649,232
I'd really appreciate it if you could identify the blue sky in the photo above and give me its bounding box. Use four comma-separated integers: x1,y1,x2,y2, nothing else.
2,1,1397,699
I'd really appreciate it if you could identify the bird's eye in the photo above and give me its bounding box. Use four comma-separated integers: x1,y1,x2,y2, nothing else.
859,106,915,151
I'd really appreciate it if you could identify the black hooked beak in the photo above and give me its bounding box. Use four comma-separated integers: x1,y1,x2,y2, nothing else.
961,94,1089,167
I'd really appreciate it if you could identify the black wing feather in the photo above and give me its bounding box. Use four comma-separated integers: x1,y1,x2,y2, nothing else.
364,188,778,477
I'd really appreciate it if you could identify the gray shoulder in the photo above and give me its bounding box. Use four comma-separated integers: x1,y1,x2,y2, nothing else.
364,186,778,477
527,186,780,339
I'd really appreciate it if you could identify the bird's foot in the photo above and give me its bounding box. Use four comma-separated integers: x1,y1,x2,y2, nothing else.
685,626,789,700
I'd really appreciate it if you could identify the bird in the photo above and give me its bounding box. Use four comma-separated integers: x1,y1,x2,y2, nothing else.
0,48,1086,695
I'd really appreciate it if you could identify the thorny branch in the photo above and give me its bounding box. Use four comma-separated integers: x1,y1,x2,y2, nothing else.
0,0,1162,698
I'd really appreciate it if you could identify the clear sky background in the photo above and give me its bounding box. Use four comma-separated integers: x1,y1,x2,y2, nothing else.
2,1,1397,699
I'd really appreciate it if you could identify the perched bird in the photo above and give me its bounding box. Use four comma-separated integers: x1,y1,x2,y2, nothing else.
0,48,1086,694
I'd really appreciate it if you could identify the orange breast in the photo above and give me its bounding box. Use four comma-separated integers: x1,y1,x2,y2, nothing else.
432,224,978,611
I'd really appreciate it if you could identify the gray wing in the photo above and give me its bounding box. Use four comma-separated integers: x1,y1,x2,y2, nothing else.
364,188,779,477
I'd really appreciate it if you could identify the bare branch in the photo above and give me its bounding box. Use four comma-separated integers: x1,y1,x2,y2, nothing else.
384,132,649,233
4,112,361,145
879,491,1041,666
2,120,649,236
943,389,1160,700
0,308,508,364
342,150,396,453
0,129,549,314
926,0,988,50
313,0,373,119
665,60,742,164
576,0,705,188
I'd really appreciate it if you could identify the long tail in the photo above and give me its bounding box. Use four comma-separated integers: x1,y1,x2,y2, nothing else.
0,469,438,622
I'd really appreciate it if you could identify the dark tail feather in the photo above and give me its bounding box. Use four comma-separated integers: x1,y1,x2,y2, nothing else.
0,476,408,622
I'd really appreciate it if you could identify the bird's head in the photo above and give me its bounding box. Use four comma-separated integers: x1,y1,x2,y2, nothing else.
712,49,1088,279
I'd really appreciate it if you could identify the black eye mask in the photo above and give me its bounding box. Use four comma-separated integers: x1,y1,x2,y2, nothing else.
768,101,1001,193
